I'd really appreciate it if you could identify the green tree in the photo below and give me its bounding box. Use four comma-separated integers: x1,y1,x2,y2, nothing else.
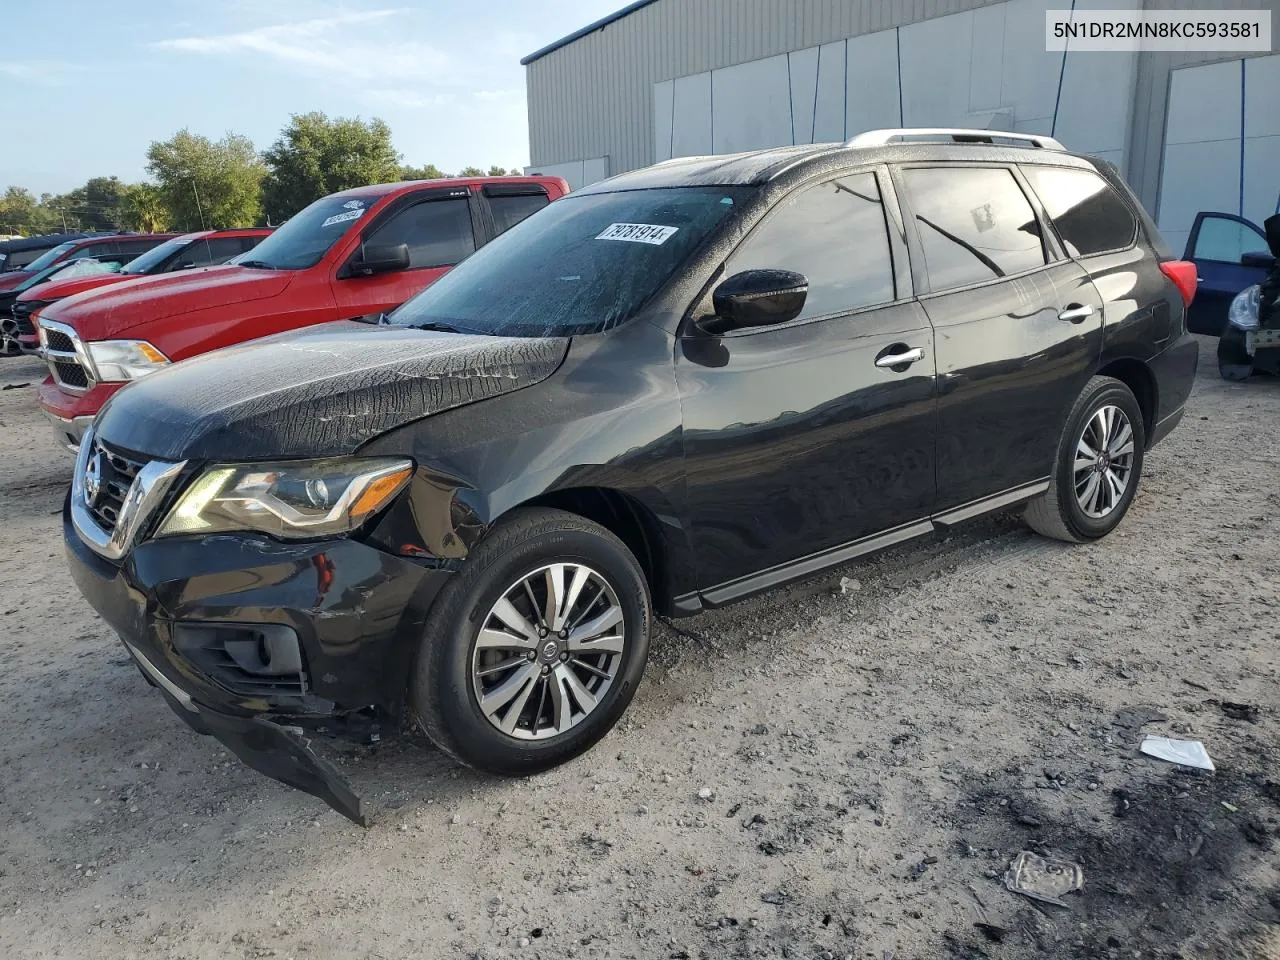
56,176,129,230
119,183,171,233
146,129,265,230
486,166,508,177
456,166,485,177
262,112,402,220
0,186,58,235
400,163,447,181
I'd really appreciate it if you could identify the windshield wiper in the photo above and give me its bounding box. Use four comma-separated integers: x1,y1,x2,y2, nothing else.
405,321,464,334
236,259,277,270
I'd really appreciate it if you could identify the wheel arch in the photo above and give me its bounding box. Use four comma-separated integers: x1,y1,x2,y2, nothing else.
1096,356,1157,446
511,486,681,617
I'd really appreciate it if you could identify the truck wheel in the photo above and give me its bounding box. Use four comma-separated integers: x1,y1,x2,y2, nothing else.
1025,376,1146,543
412,507,650,775
1217,325,1254,381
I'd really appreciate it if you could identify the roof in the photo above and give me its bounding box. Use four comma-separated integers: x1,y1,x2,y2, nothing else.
521,0,659,65
574,140,1101,195
0,231,112,255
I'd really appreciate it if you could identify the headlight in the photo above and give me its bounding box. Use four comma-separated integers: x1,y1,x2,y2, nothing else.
85,339,170,381
1227,284,1261,332
156,457,414,540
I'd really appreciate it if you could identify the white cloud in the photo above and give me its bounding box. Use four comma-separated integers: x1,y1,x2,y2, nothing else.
0,60,83,85
151,9,454,83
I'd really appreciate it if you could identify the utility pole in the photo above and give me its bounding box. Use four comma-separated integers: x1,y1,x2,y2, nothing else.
191,180,207,230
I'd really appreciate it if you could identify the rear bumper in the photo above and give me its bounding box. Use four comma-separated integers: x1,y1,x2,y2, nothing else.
1147,332,1199,448
63,498,453,823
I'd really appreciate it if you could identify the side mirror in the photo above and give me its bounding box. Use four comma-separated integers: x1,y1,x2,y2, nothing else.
348,243,410,277
1242,251,1277,269
710,269,808,331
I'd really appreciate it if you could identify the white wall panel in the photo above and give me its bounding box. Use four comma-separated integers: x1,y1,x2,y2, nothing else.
1243,136,1280,225
672,72,714,156
1158,140,1241,238
899,11,973,127
968,4,1006,111
813,41,848,142
1052,50,1136,160
582,156,611,185
845,31,901,137
653,79,675,161
1245,54,1280,138
788,47,821,144
524,156,610,189
999,0,1061,128
710,54,794,153
1164,60,1241,145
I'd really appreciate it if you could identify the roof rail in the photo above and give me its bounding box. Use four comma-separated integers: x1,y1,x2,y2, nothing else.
847,128,1065,150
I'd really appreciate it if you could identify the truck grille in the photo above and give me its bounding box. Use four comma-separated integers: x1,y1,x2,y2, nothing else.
87,439,147,532
38,320,92,392
10,300,37,336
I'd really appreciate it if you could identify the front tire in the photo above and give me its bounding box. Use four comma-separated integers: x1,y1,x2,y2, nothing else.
1025,376,1146,543
412,507,650,775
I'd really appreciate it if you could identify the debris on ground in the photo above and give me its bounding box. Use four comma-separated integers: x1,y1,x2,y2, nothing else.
1003,851,1084,908
1140,736,1215,771
1220,701,1260,723
1112,705,1168,731
838,576,862,596
1,382,29,391
973,922,1008,943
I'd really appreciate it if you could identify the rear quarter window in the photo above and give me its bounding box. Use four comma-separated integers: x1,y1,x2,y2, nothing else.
1022,165,1137,258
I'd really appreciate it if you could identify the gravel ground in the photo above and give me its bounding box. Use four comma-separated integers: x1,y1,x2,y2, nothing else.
1,341,1277,960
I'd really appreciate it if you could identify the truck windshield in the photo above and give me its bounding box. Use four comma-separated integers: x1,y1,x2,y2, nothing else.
21,241,77,273
228,194,376,270
122,235,195,274
387,187,749,337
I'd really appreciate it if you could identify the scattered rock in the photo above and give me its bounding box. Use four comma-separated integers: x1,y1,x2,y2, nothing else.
1221,701,1260,723
973,922,1007,943
760,890,787,905
697,787,713,800
837,577,861,595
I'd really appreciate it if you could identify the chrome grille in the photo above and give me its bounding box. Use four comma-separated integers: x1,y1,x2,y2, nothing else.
88,439,147,533
38,319,92,393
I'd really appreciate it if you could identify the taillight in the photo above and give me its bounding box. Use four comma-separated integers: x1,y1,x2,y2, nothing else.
1159,260,1197,308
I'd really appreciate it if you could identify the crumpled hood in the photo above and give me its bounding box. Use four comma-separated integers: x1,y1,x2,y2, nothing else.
18,272,128,304
39,265,293,339
94,322,569,461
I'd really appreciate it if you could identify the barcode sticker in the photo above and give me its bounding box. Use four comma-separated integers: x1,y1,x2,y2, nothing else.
595,222,679,245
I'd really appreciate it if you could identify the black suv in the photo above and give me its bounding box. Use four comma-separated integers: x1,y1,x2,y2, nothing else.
64,130,1199,823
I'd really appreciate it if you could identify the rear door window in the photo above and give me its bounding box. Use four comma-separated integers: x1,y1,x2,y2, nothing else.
487,189,550,235
723,172,896,321
901,167,1047,291
363,196,476,269
1023,165,1137,257
172,236,247,269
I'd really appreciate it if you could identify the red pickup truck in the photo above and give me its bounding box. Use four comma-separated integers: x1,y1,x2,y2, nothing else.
9,229,271,354
38,176,569,449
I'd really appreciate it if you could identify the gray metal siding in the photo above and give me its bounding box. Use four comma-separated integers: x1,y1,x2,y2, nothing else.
526,0,1006,173
1127,0,1280,215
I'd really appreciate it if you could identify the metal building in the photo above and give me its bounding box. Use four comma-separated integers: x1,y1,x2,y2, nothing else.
523,0,1280,255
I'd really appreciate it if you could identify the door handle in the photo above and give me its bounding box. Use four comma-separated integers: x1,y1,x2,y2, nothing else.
1058,304,1095,323
875,346,925,369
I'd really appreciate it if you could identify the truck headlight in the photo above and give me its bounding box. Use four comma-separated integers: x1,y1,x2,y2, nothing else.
1227,285,1261,332
156,457,414,539
85,339,170,381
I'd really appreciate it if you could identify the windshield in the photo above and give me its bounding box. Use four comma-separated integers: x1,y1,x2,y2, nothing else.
387,187,749,337
229,194,375,270
122,235,194,274
18,257,116,291
22,241,77,273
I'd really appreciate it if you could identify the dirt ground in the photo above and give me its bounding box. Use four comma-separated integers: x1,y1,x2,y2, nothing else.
1,340,1277,960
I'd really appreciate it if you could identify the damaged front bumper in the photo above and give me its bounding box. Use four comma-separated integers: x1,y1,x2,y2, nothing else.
63,497,452,824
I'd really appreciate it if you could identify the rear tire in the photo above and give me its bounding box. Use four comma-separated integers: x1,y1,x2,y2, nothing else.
1217,325,1254,381
412,507,650,776
1025,376,1146,543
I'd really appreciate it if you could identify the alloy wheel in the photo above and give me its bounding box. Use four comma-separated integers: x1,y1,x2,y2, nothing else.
1073,404,1135,519
471,562,625,741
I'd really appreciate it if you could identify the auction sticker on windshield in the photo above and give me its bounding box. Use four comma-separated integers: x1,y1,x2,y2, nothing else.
322,204,366,228
595,223,679,245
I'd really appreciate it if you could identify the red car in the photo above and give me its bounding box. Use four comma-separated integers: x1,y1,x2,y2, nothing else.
38,176,569,449
9,229,271,354
0,233,175,294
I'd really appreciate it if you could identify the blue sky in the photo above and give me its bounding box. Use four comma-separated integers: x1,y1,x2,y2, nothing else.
1,0,624,195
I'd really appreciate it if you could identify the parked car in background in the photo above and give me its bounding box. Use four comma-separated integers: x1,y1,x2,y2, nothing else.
0,233,174,293
37,176,568,449
60,130,1197,822
1183,210,1277,336
0,231,113,275
0,257,130,356
6,229,271,354
1216,214,1280,379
